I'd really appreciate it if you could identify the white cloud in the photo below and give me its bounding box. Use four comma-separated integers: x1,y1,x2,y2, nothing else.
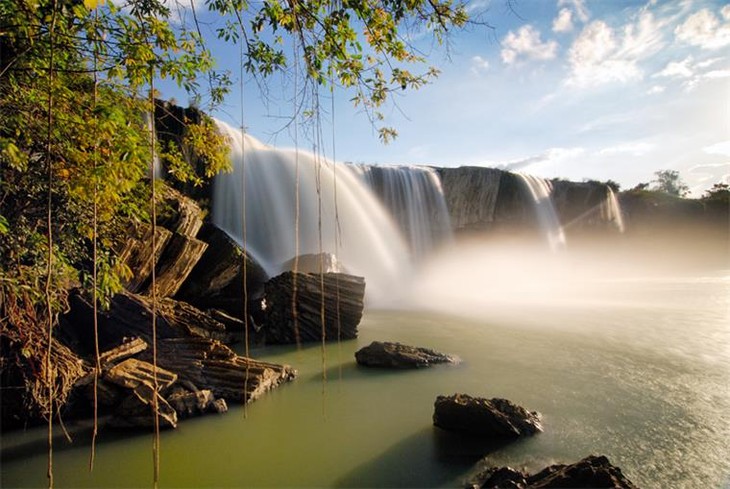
470,55,490,75
652,55,730,91
558,0,589,23
646,85,666,95
654,55,695,78
565,11,666,88
722,5,730,21
674,8,730,49
553,8,574,33
501,25,558,64
566,21,641,86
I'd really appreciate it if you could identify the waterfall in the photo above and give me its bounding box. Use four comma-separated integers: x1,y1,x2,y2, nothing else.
604,187,625,233
211,121,411,301
350,164,453,259
515,173,566,251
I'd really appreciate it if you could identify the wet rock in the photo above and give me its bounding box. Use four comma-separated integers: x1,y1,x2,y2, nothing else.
355,341,458,369
263,271,365,344
433,394,542,437
469,455,639,489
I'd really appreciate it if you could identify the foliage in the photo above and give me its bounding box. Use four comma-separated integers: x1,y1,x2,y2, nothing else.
701,182,730,203
651,170,689,197
1,0,471,420
208,0,467,141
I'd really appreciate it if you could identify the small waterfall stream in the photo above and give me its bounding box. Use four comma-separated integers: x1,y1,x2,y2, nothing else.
350,164,453,259
515,173,567,251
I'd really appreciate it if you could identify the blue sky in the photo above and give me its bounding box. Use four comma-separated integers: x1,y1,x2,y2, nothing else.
160,0,730,195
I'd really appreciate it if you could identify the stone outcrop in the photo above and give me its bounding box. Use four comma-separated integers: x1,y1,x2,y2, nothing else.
262,271,365,344
76,335,294,429
468,455,639,489
175,223,269,318
355,341,458,369
433,394,542,437
437,167,503,232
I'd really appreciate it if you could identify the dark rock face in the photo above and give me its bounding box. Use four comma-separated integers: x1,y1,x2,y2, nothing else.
355,341,458,369
433,394,542,437
469,455,639,489
175,223,269,318
263,271,365,344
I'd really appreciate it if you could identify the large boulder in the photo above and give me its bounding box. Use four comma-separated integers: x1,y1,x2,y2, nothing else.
468,455,639,489
263,271,365,344
355,341,458,369
433,394,542,437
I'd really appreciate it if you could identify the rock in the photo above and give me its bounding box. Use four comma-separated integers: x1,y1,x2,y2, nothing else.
103,358,177,391
355,341,458,369
138,337,297,404
145,232,208,298
175,223,269,318
280,252,346,274
109,384,178,429
118,223,172,293
165,386,217,418
437,167,504,232
66,291,230,352
469,455,639,489
433,394,542,437
263,271,365,344
157,185,205,237
210,398,228,414
97,337,148,367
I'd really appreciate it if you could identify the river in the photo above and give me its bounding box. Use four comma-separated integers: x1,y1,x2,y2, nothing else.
2,244,729,488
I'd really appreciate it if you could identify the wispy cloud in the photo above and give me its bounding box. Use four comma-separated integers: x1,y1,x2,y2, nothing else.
553,8,573,33
498,147,585,171
470,55,490,75
674,7,730,50
558,0,589,23
653,55,730,91
654,55,695,78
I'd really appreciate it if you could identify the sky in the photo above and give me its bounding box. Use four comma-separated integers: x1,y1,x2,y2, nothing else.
159,0,730,196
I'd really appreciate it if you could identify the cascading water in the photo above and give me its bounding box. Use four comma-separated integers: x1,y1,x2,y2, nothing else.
515,173,566,251
212,120,411,302
603,187,625,233
350,164,453,259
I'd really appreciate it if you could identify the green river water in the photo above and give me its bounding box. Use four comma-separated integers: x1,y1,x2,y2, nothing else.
2,257,729,488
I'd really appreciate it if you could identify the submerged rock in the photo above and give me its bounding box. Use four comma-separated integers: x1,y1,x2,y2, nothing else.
469,455,639,489
433,394,542,437
355,341,458,369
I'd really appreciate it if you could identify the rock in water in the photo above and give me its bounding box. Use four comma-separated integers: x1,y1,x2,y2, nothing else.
263,271,365,344
355,341,458,369
469,455,639,489
280,253,346,274
433,394,542,437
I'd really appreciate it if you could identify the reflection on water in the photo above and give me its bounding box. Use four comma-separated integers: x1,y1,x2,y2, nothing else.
2,246,729,489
